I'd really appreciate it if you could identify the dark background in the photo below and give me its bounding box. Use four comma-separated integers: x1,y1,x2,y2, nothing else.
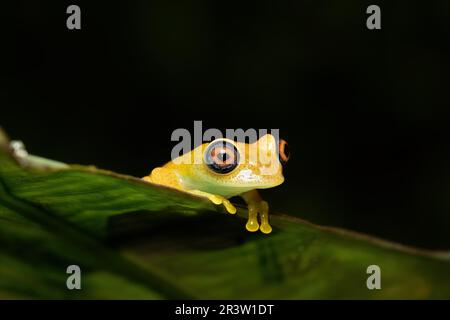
1,1,449,249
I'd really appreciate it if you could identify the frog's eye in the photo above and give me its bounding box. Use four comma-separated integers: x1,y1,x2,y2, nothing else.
205,140,239,174
279,139,290,164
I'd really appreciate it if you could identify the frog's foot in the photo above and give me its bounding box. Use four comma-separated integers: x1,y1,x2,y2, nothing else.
258,200,272,234
188,190,237,214
241,190,272,234
246,200,272,234
245,202,260,232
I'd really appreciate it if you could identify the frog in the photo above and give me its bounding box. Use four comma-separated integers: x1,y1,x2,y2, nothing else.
142,134,289,234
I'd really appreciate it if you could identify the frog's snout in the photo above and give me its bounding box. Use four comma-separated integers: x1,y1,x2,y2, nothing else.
279,139,290,164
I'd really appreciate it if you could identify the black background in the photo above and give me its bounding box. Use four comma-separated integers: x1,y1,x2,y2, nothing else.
1,1,450,249
0,300,445,319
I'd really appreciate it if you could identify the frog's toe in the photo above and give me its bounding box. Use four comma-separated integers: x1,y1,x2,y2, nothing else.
222,199,237,214
245,219,260,232
258,201,272,234
245,204,259,232
260,223,272,234
208,195,223,205
207,195,236,214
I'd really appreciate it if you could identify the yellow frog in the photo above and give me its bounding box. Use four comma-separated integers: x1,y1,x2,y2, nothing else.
143,134,289,234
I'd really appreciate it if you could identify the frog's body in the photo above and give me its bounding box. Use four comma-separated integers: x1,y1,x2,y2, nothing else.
143,134,289,234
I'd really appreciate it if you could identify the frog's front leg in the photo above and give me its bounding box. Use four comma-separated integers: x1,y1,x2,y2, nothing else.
187,190,237,215
143,167,236,214
240,190,272,234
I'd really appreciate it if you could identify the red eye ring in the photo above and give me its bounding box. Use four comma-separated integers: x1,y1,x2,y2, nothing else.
279,139,290,164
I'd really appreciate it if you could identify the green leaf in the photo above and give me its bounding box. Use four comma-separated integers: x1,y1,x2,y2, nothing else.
0,128,449,299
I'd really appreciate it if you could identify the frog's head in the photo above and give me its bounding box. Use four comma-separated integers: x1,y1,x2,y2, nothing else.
188,134,288,192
